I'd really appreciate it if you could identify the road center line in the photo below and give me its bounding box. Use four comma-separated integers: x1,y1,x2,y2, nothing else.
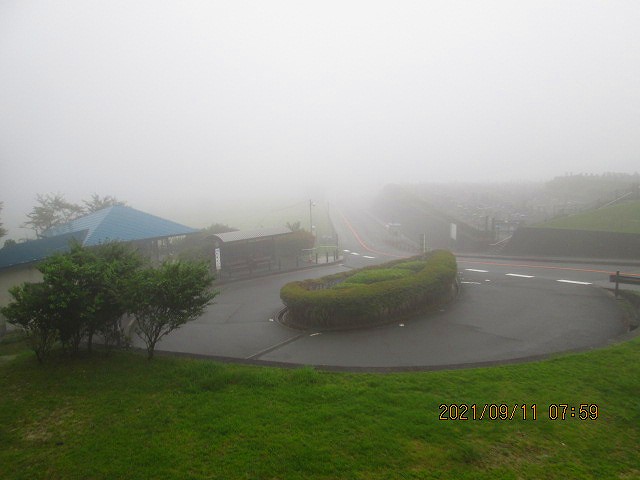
557,279,592,285
459,259,635,276
337,209,406,258
506,274,535,278
245,334,306,360
465,268,489,273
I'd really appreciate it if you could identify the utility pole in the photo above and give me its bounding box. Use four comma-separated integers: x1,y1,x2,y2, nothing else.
309,199,315,236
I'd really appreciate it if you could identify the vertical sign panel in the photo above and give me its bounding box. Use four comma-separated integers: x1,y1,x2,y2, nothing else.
214,248,221,271
450,223,457,241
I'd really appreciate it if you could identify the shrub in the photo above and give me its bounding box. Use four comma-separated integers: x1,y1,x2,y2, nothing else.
130,261,217,359
1,283,58,363
280,250,457,329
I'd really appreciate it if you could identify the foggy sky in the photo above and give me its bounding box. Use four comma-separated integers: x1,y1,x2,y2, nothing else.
1,1,639,239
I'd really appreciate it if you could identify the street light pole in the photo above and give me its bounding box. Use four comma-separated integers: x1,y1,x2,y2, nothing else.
309,199,315,236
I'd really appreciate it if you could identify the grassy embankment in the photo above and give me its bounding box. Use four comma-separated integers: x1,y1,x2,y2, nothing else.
216,199,334,241
1,309,640,480
537,200,640,234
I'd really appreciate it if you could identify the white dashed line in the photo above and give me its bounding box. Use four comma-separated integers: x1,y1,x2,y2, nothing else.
309,332,321,337
343,249,351,253
557,279,592,285
461,281,482,285
465,268,489,273
350,252,360,256
506,274,535,278
363,255,375,259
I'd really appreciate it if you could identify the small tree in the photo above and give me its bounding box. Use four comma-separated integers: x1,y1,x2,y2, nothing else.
37,241,145,355
130,261,217,359
23,193,83,237
0,201,7,239
286,220,302,232
1,283,58,363
38,244,95,355
90,242,145,352
83,194,126,213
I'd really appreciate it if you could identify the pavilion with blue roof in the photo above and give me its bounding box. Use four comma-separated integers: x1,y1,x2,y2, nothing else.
0,206,199,271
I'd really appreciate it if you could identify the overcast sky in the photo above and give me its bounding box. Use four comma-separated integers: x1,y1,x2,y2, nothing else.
1,1,639,238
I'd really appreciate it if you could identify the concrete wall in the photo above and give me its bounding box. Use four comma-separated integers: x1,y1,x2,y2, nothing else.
503,227,640,259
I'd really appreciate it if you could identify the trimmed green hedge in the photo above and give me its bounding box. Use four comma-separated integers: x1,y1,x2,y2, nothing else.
280,250,457,329
338,268,413,286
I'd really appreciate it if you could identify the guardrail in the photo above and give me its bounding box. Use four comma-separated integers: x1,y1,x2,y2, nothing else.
610,271,640,297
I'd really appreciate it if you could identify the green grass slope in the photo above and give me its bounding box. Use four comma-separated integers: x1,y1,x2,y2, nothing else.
1,328,640,479
538,200,640,234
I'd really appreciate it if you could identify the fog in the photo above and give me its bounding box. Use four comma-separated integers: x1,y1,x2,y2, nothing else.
1,1,639,239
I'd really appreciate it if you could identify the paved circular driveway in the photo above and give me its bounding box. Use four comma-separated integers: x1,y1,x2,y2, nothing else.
134,257,632,370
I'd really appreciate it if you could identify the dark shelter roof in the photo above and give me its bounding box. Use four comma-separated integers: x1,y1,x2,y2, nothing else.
0,230,88,270
211,226,292,244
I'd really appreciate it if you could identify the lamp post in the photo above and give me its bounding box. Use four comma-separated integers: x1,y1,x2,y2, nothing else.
309,199,315,236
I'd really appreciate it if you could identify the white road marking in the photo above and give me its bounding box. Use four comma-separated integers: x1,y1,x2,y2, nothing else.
350,252,360,256
557,279,592,285
465,268,489,273
363,255,375,259
461,281,482,285
485,280,491,282
399,323,405,327
310,332,321,337
506,274,535,278
343,249,351,253
268,318,274,322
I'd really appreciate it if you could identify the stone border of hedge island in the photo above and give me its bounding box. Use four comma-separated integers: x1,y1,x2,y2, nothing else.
280,250,458,330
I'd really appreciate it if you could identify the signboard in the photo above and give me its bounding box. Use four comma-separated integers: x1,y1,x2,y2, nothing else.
214,248,221,271
450,223,457,241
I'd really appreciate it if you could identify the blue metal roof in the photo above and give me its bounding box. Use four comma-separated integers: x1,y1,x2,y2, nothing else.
0,230,88,270
41,206,198,246
0,207,199,270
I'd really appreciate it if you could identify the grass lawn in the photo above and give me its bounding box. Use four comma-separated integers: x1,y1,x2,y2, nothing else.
214,198,335,242
537,200,640,234
1,328,639,479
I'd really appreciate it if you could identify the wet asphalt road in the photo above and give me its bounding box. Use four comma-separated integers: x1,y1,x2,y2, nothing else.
135,206,636,369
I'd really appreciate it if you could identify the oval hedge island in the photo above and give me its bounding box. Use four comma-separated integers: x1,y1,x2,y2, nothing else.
280,250,458,330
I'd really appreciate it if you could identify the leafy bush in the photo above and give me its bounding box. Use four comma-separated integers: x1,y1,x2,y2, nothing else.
130,261,217,359
280,250,457,329
1,241,217,362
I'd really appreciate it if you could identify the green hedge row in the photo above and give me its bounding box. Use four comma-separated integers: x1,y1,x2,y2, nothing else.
280,250,457,329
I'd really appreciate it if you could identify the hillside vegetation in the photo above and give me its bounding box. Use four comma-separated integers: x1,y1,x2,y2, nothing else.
537,200,640,234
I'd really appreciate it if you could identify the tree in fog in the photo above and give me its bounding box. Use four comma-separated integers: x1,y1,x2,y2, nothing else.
286,221,302,232
130,261,217,359
23,193,128,237
23,193,84,237
83,194,126,213
0,201,6,239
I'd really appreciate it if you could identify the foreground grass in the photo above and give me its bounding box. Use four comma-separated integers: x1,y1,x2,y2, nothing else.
537,200,640,234
1,334,639,479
